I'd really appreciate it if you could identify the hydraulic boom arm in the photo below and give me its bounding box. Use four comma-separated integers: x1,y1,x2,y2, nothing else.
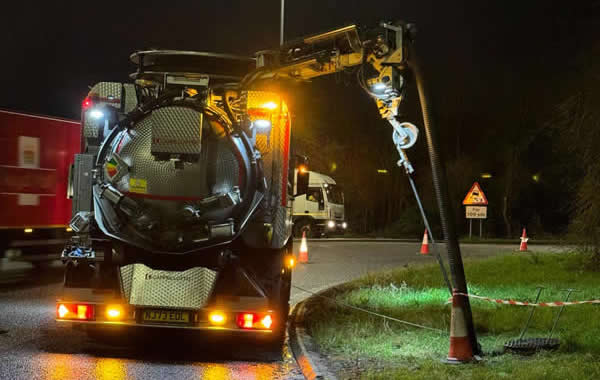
248,20,480,356
245,22,418,172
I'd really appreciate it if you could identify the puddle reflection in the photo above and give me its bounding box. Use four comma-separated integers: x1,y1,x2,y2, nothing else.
45,354,73,380
33,326,301,380
95,358,126,380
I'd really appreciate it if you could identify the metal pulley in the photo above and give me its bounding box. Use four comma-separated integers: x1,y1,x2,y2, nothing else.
388,119,419,173
391,120,419,149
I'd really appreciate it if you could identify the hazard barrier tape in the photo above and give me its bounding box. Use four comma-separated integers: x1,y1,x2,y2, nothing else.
453,292,600,307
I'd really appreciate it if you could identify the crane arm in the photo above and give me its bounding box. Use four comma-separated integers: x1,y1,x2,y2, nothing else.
246,22,418,173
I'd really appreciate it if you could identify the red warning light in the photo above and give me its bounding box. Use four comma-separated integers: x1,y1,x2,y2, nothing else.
82,97,93,109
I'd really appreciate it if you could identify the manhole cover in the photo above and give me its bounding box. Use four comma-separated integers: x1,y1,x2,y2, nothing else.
504,338,559,353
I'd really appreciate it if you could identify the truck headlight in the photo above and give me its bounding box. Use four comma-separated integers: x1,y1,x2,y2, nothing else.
89,109,105,119
327,220,335,229
342,222,348,229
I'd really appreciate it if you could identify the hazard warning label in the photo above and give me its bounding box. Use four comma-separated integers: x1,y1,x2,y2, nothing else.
129,178,148,194
462,182,488,205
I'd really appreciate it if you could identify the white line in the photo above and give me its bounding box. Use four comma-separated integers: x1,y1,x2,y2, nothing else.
0,193,56,196
0,165,56,172
0,109,80,125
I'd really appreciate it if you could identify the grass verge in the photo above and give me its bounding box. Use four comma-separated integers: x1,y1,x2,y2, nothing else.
302,251,600,379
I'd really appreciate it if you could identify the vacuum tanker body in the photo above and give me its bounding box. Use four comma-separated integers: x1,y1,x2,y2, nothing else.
57,51,304,342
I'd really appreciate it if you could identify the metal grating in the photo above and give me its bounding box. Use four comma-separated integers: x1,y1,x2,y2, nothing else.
120,264,218,309
504,338,560,353
122,83,138,114
90,82,123,105
245,90,281,155
113,118,239,199
150,106,203,156
83,118,100,138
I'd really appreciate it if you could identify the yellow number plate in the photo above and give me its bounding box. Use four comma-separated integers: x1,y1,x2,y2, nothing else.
142,309,190,324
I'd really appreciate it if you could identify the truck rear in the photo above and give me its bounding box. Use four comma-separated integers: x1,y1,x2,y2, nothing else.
56,51,305,343
0,110,80,266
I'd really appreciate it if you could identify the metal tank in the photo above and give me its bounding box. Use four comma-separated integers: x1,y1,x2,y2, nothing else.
70,50,295,260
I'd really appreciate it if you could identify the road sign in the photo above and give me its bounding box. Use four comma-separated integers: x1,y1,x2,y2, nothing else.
465,206,487,219
462,182,488,206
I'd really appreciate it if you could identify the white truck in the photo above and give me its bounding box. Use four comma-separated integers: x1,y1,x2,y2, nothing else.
292,170,346,237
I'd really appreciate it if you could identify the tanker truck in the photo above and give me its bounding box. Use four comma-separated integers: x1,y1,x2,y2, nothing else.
56,51,308,343
57,22,419,346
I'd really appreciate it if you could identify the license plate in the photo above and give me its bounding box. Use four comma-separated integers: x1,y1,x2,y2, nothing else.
142,309,190,324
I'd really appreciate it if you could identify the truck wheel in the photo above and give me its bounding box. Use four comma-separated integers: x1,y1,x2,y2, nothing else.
268,242,292,348
277,270,291,329
267,275,290,349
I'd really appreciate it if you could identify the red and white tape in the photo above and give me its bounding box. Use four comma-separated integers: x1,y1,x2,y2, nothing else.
452,292,600,307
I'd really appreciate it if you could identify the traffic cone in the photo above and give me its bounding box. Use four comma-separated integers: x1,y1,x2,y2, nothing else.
298,230,309,263
519,228,529,252
420,229,430,255
446,289,474,364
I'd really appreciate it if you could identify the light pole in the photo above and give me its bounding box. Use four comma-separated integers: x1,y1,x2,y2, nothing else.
280,0,285,46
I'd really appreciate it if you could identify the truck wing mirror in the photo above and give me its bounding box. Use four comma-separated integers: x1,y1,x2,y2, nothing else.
296,166,309,197
294,154,309,197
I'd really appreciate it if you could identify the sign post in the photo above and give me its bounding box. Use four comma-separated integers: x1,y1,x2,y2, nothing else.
462,182,488,239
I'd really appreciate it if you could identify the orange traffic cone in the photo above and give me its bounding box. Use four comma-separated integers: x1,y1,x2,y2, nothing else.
298,230,309,263
519,228,529,252
420,229,430,255
446,289,474,364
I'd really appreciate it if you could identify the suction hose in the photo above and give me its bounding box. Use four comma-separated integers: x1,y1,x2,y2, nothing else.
407,36,481,355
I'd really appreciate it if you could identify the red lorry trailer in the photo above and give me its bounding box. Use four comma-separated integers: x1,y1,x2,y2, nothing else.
0,109,80,265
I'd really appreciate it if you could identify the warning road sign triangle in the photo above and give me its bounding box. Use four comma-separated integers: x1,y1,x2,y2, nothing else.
463,182,488,205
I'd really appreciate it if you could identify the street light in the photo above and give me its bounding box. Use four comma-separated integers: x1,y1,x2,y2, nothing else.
280,0,285,46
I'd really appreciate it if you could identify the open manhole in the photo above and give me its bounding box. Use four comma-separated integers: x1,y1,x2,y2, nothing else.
504,337,560,353
0,329,8,335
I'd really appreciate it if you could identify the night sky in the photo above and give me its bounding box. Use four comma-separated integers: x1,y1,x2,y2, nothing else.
1,0,598,235
1,1,596,120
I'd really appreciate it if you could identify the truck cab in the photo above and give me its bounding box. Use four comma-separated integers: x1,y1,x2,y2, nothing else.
293,170,346,237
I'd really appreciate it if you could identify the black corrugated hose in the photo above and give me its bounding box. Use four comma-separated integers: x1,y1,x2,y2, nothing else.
406,26,481,355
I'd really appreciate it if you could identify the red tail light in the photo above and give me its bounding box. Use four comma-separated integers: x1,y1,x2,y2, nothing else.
56,303,94,320
237,313,255,329
82,97,93,109
236,312,273,330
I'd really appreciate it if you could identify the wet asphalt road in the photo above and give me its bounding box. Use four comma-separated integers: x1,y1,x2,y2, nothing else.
0,241,557,380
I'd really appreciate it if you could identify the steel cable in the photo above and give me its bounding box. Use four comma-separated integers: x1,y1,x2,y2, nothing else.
407,175,453,295
292,284,446,334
